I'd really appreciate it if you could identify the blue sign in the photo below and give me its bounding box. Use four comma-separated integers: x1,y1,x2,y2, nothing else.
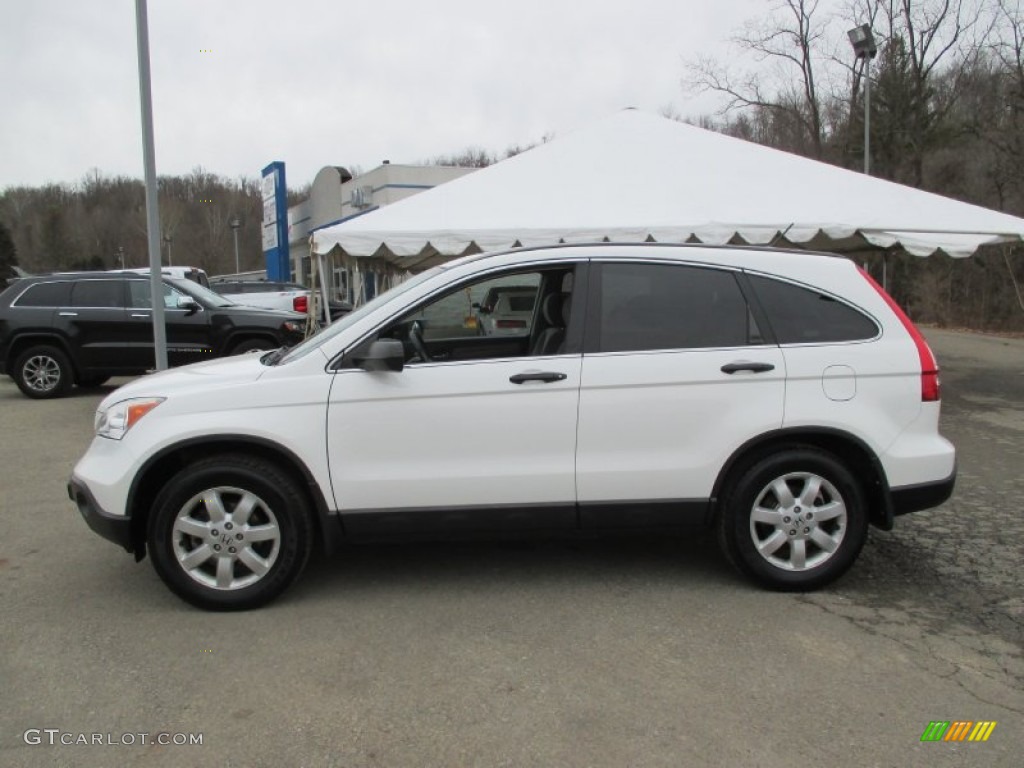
261,161,290,281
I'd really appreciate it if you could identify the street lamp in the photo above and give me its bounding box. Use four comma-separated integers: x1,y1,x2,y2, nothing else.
229,217,241,274
849,24,885,288
163,232,173,266
848,23,878,176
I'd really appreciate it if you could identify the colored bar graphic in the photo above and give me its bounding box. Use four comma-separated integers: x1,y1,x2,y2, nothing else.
969,722,997,742
921,720,996,742
944,721,973,741
921,721,950,742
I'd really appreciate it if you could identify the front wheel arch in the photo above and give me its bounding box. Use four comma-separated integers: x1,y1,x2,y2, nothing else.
127,437,341,562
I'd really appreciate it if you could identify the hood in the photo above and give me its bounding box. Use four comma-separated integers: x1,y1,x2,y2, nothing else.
213,304,305,321
99,353,268,406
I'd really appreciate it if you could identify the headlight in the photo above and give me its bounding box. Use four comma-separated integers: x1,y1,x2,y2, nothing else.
95,397,165,440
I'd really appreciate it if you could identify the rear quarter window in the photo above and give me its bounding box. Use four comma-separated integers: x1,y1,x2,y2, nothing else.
747,274,878,344
12,281,72,307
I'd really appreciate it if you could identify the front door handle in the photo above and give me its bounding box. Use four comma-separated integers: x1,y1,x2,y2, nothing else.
720,361,775,374
509,371,567,384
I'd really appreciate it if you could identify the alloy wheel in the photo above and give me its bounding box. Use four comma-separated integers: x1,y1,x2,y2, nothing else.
748,471,848,571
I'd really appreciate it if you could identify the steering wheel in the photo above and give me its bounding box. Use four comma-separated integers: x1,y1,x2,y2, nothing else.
408,320,431,362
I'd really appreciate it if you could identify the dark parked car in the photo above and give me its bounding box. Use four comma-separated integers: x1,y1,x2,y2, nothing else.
0,272,307,399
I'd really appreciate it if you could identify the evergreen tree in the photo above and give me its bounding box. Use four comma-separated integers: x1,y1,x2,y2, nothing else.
0,219,18,279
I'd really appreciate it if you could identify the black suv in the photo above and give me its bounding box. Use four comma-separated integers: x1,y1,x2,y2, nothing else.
0,272,307,399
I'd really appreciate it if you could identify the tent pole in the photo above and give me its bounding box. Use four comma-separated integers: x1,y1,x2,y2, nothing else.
1005,245,1024,313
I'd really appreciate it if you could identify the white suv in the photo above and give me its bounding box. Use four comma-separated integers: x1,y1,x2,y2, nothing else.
69,244,956,610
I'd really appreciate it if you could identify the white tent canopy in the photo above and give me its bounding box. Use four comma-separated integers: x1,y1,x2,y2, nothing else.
312,110,1024,267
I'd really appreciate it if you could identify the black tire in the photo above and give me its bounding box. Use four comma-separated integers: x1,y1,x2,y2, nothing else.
717,448,868,591
13,345,74,399
147,455,314,611
228,338,277,356
77,375,111,388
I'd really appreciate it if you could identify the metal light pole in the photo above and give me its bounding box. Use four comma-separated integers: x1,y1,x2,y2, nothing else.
848,24,882,285
134,0,168,370
847,24,878,175
163,233,173,266
230,217,242,274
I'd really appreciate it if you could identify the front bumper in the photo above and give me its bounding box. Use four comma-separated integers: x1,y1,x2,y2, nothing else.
68,477,133,553
890,463,957,517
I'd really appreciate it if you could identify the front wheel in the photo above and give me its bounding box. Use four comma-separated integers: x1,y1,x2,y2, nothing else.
147,455,314,610
718,448,868,591
229,338,277,356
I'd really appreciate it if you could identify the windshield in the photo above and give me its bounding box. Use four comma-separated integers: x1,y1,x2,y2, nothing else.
168,277,238,308
277,268,441,364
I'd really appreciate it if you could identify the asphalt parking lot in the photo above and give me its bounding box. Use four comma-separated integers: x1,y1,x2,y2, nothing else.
1,327,1021,767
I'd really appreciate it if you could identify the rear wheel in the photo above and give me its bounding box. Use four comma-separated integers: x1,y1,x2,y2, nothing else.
718,448,867,590
13,345,73,399
147,455,313,610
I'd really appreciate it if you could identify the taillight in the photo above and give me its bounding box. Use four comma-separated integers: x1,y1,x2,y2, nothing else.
858,268,940,402
293,295,308,314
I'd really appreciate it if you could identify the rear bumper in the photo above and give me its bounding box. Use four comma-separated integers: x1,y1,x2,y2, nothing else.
890,463,957,517
68,477,134,553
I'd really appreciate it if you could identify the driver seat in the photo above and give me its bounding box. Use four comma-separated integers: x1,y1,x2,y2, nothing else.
530,292,570,356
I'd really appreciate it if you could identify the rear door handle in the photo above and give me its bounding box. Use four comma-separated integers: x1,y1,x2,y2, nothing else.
130,313,150,318
509,371,567,384
58,311,78,317
720,361,775,374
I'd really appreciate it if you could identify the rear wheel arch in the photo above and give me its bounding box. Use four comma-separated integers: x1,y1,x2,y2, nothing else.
710,428,892,530
6,333,79,374
127,436,340,560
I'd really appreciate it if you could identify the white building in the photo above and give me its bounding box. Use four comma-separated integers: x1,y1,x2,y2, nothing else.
287,163,475,303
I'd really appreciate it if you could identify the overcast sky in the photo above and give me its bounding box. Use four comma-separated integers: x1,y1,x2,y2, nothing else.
3,0,778,190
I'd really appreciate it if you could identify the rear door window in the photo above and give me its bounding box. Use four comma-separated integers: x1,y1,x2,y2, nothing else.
747,274,878,344
70,280,124,308
593,263,755,352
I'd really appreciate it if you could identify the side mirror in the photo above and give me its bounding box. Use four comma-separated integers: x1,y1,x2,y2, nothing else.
352,338,405,372
177,296,200,315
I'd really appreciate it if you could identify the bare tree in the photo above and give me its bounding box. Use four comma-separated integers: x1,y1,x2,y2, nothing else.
685,0,831,157
981,0,1024,198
